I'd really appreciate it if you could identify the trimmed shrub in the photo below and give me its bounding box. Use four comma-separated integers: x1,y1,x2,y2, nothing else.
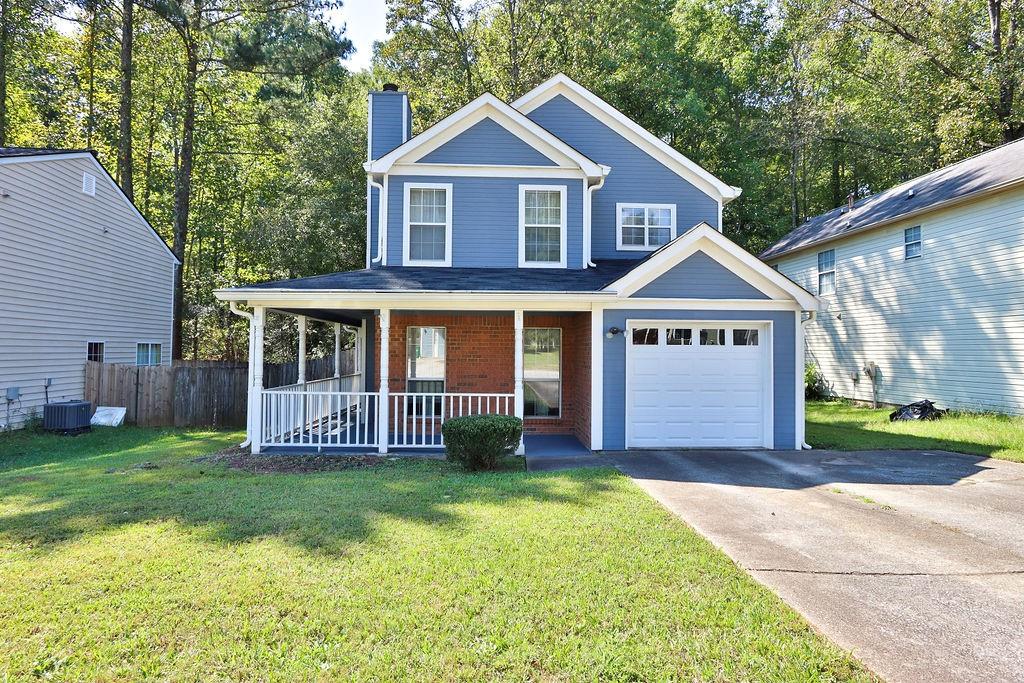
442,414,523,471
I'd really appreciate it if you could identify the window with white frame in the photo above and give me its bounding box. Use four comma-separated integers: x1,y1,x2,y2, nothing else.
404,184,452,266
524,328,561,417
86,341,104,362
136,343,162,366
617,203,675,250
904,226,922,260
519,185,566,267
406,327,446,394
817,249,836,295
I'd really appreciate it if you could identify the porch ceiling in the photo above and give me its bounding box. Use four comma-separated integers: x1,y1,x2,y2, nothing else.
272,308,370,325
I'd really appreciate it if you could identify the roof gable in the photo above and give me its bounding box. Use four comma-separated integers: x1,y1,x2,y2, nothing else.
365,92,606,177
605,222,819,309
630,250,770,299
417,117,559,166
512,74,740,203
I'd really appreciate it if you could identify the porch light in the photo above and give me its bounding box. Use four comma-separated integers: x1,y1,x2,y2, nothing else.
606,326,622,339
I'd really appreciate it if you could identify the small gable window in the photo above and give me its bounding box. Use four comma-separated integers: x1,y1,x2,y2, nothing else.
817,249,836,295
519,185,566,267
904,226,922,260
404,183,452,266
617,203,676,251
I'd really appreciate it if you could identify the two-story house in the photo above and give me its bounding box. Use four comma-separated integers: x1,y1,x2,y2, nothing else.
765,138,1024,415
216,75,819,454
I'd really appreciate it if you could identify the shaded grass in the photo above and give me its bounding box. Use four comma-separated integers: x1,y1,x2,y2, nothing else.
807,400,1024,463
0,428,873,681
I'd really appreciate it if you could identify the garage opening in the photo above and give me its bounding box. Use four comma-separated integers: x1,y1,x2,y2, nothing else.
626,321,772,448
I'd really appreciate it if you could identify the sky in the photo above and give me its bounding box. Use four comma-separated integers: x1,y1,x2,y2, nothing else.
328,0,390,72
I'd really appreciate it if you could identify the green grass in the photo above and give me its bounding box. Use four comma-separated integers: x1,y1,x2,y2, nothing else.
0,428,872,681
807,400,1024,463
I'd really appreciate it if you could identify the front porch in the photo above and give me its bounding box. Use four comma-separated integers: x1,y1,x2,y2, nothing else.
241,307,592,455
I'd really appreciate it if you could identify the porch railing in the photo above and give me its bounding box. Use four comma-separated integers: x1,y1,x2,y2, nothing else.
388,392,515,448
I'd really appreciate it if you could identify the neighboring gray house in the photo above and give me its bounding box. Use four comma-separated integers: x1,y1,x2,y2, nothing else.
0,148,178,430
764,138,1024,414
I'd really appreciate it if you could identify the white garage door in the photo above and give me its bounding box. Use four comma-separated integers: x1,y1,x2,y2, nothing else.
626,322,771,448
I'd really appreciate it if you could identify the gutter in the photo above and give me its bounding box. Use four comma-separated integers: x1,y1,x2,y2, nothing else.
368,176,386,263
228,302,254,448
585,174,608,267
800,309,817,450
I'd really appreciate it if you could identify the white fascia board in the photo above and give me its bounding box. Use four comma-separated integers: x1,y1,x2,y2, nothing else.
364,93,605,178
603,222,820,310
2,151,180,265
389,163,587,179
512,74,742,204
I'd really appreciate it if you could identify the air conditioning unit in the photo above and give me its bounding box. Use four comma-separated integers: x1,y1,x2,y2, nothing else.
43,400,92,435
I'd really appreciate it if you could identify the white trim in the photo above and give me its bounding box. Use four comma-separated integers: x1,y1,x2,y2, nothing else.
590,305,604,450
623,319,774,449
402,94,409,142
518,184,567,268
389,163,587,178
378,309,391,454
603,222,821,310
365,93,605,177
365,179,373,269
513,310,525,455
615,202,676,251
402,182,453,267
796,311,807,449
512,75,742,203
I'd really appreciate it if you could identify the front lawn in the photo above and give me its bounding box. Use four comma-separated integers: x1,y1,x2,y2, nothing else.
807,400,1024,463
0,428,872,681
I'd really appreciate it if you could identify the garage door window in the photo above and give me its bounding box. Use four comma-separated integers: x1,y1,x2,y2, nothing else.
700,329,726,346
732,329,759,346
666,329,692,346
632,328,659,345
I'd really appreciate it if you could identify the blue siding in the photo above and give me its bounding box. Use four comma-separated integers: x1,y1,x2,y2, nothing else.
631,251,770,299
602,309,797,449
418,117,557,166
526,95,719,260
369,91,408,160
386,175,585,268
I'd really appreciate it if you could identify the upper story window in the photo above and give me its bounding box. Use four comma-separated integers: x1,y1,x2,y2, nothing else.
904,226,922,260
817,249,836,295
403,183,452,266
616,203,676,251
519,185,566,268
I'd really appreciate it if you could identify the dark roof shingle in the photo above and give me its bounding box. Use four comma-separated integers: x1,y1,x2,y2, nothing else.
0,147,95,158
761,138,1024,259
235,260,642,293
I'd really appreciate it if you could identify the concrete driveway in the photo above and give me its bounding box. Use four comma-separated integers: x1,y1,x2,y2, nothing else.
605,449,1024,683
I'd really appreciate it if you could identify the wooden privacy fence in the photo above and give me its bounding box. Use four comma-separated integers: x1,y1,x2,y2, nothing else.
84,351,356,428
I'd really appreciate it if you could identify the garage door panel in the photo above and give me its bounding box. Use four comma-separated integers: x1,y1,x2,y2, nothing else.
627,322,770,449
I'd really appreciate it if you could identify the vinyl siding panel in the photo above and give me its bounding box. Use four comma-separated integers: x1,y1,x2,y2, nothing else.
418,117,558,166
602,309,797,449
385,175,585,268
631,250,770,299
525,94,719,260
772,185,1024,414
0,156,175,429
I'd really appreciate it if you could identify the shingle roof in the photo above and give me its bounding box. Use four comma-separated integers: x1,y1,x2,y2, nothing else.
236,260,642,293
761,138,1024,260
0,147,95,158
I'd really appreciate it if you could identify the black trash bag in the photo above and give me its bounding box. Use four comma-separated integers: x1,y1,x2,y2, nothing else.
889,400,947,422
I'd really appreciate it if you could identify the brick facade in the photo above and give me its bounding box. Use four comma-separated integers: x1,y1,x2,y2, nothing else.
373,311,591,443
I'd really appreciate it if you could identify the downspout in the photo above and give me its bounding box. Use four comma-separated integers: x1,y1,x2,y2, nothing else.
229,301,254,448
369,176,386,264
800,310,817,450
585,174,607,268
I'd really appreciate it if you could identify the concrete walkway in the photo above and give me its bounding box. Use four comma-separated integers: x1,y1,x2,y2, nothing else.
606,448,1024,683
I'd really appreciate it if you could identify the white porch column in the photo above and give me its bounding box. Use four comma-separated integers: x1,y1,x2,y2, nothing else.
334,323,342,377
514,309,525,455
590,305,604,450
377,309,390,453
296,315,307,385
251,306,266,454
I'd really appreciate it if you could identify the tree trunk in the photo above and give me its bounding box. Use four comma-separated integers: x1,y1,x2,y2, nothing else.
117,0,134,198
0,0,9,147
86,3,97,148
172,49,198,360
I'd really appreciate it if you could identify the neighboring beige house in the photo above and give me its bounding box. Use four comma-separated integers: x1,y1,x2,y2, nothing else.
0,148,177,430
764,138,1024,414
